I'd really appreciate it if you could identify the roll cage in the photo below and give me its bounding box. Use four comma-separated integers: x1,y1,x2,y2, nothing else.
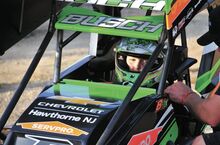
0,0,217,144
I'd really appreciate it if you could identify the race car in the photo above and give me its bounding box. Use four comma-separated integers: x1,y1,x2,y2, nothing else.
1,0,216,145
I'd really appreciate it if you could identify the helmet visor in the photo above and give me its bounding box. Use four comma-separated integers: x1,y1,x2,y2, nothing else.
116,52,163,73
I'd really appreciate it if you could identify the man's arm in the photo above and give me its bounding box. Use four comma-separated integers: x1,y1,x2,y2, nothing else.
165,81,220,127
185,92,220,127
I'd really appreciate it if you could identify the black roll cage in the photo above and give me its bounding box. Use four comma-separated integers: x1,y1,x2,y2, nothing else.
0,0,214,144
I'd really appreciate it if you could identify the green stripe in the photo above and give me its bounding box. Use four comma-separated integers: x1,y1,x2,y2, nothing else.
196,59,220,92
165,0,173,14
159,119,178,145
49,79,156,101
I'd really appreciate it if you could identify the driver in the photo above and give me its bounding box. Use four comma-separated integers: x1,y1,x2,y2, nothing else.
126,55,147,72
114,38,165,87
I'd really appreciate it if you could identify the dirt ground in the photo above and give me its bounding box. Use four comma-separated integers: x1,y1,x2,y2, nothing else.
0,10,208,126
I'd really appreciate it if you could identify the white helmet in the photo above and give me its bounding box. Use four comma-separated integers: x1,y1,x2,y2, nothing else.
115,38,164,87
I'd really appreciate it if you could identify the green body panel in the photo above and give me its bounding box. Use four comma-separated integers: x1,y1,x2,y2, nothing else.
71,0,167,11
47,79,156,101
195,59,220,93
159,119,179,145
164,0,173,14
55,6,164,40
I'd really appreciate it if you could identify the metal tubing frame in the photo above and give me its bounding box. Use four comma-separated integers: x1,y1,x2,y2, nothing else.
0,132,6,140
53,30,63,83
0,0,57,134
181,29,191,87
181,29,187,48
61,32,81,48
1,131,13,145
157,30,174,95
0,31,55,133
53,31,82,83
19,0,25,33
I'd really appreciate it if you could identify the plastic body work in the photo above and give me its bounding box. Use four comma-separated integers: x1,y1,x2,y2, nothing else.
0,0,217,145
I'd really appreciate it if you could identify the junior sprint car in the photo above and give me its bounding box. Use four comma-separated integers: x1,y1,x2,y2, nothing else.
1,0,218,145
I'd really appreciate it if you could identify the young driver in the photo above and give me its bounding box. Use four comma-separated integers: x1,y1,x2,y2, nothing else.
114,38,165,87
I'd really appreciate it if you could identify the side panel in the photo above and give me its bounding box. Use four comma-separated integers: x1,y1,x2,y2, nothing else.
6,97,118,145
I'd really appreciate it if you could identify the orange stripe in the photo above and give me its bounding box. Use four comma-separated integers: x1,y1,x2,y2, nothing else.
166,0,190,29
210,82,220,96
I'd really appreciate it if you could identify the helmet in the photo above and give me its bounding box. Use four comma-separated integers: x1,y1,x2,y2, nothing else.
114,38,164,87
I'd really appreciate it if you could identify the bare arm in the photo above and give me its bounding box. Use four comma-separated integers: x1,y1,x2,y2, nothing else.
185,92,220,127
165,82,220,127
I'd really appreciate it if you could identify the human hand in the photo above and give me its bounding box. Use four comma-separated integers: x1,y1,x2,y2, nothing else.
164,81,194,104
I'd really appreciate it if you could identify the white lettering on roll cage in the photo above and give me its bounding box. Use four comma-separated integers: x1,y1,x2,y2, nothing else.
61,14,163,33
69,0,165,11
172,0,204,37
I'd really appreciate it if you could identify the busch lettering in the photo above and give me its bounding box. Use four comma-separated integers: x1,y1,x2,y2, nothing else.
97,17,125,28
61,14,163,33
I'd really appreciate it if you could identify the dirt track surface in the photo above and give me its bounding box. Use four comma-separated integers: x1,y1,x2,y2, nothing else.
0,11,208,126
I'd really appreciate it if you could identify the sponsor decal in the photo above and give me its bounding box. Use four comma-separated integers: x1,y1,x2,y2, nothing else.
25,134,73,145
168,0,204,37
37,101,105,114
154,105,173,128
128,127,163,145
27,109,98,124
68,0,166,11
166,0,190,29
51,96,110,106
17,121,89,136
171,7,193,37
155,99,167,112
172,25,178,38
61,14,163,33
28,109,81,121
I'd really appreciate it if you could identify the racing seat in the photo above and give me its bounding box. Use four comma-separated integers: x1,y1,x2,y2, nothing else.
87,36,120,82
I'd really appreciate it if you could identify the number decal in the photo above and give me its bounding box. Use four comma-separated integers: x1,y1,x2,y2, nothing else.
128,127,163,145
